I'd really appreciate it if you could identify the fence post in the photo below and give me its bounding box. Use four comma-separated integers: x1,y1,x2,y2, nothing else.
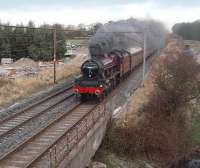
53,29,57,84
142,30,147,87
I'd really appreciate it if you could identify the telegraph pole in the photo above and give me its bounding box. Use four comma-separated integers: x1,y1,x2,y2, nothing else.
142,31,147,86
53,29,57,84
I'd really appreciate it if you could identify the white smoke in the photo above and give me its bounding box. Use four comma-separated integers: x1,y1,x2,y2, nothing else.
89,18,167,53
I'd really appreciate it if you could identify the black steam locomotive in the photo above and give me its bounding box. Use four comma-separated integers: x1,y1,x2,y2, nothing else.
74,43,152,100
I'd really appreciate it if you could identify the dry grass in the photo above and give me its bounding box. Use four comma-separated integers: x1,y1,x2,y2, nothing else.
0,55,86,107
118,74,154,128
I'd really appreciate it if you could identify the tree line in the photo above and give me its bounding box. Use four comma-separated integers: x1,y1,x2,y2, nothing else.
0,21,66,61
0,21,101,61
172,20,200,41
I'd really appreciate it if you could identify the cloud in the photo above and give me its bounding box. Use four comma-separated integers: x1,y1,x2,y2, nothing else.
0,0,144,9
114,3,200,28
153,0,200,8
0,1,200,29
0,7,112,26
1,0,200,10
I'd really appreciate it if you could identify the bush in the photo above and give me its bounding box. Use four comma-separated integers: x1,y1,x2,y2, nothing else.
107,44,200,166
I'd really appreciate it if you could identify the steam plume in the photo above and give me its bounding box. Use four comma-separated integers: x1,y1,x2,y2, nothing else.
89,18,167,54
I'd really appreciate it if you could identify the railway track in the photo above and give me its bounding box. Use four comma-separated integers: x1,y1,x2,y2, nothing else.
0,85,75,158
0,84,73,124
0,102,99,167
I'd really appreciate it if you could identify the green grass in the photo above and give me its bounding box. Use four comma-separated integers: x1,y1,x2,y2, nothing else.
184,40,200,53
193,47,200,53
94,148,148,168
66,39,89,45
193,117,200,144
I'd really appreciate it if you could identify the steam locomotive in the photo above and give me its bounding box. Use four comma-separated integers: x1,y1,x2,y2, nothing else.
74,44,153,101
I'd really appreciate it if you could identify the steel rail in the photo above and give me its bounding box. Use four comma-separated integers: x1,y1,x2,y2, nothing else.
0,102,81,163
0,83,73,124
25,103,101,167
0,92,74,143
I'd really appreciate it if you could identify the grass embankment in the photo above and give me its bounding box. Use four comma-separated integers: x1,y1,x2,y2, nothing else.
94,149,152,168
193,118,200,144
96,38,200,167
0,55,85,107
184,40,200,54
184,40,200,145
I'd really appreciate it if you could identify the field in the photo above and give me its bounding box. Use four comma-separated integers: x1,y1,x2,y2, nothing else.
193,117,200,144
66,38,90,47
184,40,200,54
0,46,88,108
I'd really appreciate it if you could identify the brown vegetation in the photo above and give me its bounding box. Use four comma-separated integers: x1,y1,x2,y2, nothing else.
105,38,200,167
0,55,86,107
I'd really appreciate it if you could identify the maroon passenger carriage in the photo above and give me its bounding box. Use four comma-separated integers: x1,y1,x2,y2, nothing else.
74,44,151,101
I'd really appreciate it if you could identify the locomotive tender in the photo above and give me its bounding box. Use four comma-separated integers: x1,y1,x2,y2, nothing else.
74,44,152,100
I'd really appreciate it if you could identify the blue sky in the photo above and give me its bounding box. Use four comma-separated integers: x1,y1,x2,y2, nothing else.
0,0,200,29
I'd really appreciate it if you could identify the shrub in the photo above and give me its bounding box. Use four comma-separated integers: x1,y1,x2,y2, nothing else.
107,41,200,166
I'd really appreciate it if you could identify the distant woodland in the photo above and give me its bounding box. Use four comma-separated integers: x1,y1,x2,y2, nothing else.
172,21,200,41
0,21,101,61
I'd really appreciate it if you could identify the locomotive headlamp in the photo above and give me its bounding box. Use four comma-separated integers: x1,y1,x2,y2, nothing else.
74,89,79,93
99,85,103,87
95,90,100,95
